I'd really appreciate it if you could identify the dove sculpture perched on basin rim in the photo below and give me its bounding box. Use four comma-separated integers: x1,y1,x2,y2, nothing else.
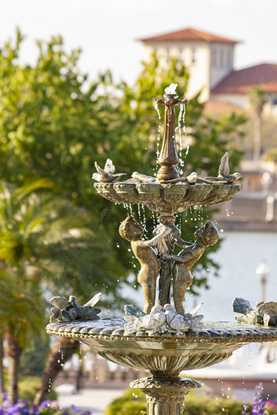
93,159,126,183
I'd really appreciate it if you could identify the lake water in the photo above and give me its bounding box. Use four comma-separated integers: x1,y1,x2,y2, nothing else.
124,232,277,321
189,231,277,321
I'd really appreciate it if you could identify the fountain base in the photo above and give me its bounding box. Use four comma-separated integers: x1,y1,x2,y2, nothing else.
131,372,201,415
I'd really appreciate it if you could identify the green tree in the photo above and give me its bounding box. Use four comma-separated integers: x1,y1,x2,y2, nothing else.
0,30,130,283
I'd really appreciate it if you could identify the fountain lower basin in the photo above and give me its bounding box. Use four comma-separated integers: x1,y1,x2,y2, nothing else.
47,320,277,373
94,182,241,214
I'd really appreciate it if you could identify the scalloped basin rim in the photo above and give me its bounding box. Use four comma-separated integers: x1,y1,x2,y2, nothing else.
46,319,277,372
94,182,241,214
94,182,241,192
46,319,277,342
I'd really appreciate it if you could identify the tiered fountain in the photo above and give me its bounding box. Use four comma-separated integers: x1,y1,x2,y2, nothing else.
47,85,277,415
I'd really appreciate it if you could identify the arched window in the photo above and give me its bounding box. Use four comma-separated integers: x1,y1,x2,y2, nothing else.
179,47,184,63
166,47,171,63
220,48,224,68
227,49,232,67
211,48,217,67
192,47,197,64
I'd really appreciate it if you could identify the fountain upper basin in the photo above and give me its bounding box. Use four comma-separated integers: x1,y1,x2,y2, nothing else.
94,182,241,214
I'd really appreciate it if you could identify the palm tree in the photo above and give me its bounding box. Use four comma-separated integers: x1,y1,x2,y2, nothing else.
34,336,80,405
262,147,277,174
248,88,267,161
0,257,46,401
0,179,111,403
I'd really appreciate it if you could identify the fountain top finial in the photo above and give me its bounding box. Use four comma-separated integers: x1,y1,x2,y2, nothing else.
164,83,178,99
153,84,188,107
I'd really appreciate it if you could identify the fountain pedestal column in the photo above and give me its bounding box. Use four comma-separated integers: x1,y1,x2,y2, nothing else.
154,92,188,183
130,371,201,415
157,104,179,182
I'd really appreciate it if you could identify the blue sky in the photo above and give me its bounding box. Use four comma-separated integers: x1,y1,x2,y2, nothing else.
0,0,276,85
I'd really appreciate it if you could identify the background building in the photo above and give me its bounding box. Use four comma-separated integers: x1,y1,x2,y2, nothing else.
140,27,277,116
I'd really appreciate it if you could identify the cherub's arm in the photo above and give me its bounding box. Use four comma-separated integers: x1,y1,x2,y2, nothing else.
176,237,194,248
137,226,171,247
162,254,186,263
163,246,199,263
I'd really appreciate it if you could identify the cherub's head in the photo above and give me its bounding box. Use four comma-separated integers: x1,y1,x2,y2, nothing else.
119,216,144,241
194,221,219,247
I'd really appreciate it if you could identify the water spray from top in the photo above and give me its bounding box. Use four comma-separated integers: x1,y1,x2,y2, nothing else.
164,83,178,96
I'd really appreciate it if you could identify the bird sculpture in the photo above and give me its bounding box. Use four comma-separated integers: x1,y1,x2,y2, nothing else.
190,315,205,333
205,152,242,184
131,172,158,183
92,159,126,183
164,303,204,334
124,304,166,335
164,304,191,333
233,297,264,325
166,172,217,185
49,293,101,323
259,301,277,327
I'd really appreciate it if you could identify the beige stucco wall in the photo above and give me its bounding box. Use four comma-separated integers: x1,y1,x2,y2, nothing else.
209,43,234,89
142,41,210,101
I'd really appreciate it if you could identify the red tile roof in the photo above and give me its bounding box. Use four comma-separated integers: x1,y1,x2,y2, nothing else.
140,27,238,44
212,64,277,94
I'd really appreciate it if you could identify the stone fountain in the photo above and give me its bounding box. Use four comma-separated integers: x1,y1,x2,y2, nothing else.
47,85,277,415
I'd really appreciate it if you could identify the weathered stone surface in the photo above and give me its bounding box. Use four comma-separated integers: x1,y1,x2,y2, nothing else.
94,182,241,214
130,375,200,415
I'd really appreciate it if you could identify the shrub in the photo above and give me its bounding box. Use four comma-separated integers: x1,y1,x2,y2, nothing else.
105,389,146,415
18,376,57,402
106,387,277,415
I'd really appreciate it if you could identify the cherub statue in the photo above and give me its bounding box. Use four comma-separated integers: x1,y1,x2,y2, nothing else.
119,216,171,314
162,221,219,314
154,216,193,306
